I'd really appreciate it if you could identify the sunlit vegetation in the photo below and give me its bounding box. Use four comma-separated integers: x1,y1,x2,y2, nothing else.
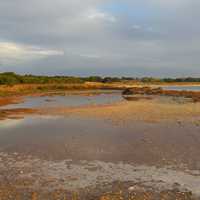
0,72,200,85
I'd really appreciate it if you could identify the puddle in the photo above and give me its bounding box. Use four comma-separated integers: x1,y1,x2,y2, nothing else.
1,91,123,109
162,86,200,91
0,115,200,171
0,93,200,198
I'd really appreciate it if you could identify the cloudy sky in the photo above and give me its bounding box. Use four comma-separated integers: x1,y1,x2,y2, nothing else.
0,0,200,77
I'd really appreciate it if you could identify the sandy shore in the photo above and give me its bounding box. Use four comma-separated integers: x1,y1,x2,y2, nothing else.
1,96,200,124
0,87,200,123
0,91,200,199
46,98,200,123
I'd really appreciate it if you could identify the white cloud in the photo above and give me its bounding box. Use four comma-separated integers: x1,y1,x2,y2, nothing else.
0,42,64,65
87,9,116,23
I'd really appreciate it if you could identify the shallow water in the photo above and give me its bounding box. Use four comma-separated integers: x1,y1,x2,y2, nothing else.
1,91,123,109
0,92,200,197
0,115,200,169
163,86,200,91
0,115,200,196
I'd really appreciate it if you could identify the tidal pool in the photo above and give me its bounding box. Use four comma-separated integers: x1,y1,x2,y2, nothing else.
1,90,123,109
0,115,200,169
0,92,200,198
0,115,200,197
162,86,200,91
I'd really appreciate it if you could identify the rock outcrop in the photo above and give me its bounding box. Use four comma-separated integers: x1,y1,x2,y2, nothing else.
122,87,200,102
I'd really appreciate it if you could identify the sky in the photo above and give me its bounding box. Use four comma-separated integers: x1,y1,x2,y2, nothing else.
0,0,200,77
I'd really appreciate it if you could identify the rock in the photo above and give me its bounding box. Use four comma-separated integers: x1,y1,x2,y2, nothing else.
122,87,200,102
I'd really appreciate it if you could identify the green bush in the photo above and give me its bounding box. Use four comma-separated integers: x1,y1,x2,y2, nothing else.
0,72,199,85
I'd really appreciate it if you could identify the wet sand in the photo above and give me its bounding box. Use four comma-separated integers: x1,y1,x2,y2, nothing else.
0,116,200,169
0,152,197,199
0,91,200,199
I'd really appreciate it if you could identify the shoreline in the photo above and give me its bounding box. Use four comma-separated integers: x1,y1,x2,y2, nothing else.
0,94,200,123
0,82,200,96
0,89,200,199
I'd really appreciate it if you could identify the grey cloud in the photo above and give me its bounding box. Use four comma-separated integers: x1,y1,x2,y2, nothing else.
0,0,200,76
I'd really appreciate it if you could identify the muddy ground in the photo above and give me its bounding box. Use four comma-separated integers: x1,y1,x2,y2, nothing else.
0,91,200,199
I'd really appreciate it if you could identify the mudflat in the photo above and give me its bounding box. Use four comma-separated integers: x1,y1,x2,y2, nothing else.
0,89,200,199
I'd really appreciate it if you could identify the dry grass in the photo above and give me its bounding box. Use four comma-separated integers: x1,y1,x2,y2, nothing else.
0,84,200,123
0,83,131,97
1,82,199,97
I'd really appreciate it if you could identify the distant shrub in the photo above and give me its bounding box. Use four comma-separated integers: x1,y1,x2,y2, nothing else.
0,72,199,85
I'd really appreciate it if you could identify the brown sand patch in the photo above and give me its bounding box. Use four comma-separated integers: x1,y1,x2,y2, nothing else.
0,96,24,107
42,99,200,123
0,108,38,120
0,93,199,123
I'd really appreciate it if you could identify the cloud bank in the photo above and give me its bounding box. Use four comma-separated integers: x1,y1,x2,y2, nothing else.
0,0,200,76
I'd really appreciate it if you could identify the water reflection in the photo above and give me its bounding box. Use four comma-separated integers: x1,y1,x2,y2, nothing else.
162,86,200,91
0,115,200,171
1,92,123,109
0,118,25,129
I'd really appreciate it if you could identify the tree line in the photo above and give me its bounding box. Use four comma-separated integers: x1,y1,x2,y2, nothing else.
0,72,200,85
